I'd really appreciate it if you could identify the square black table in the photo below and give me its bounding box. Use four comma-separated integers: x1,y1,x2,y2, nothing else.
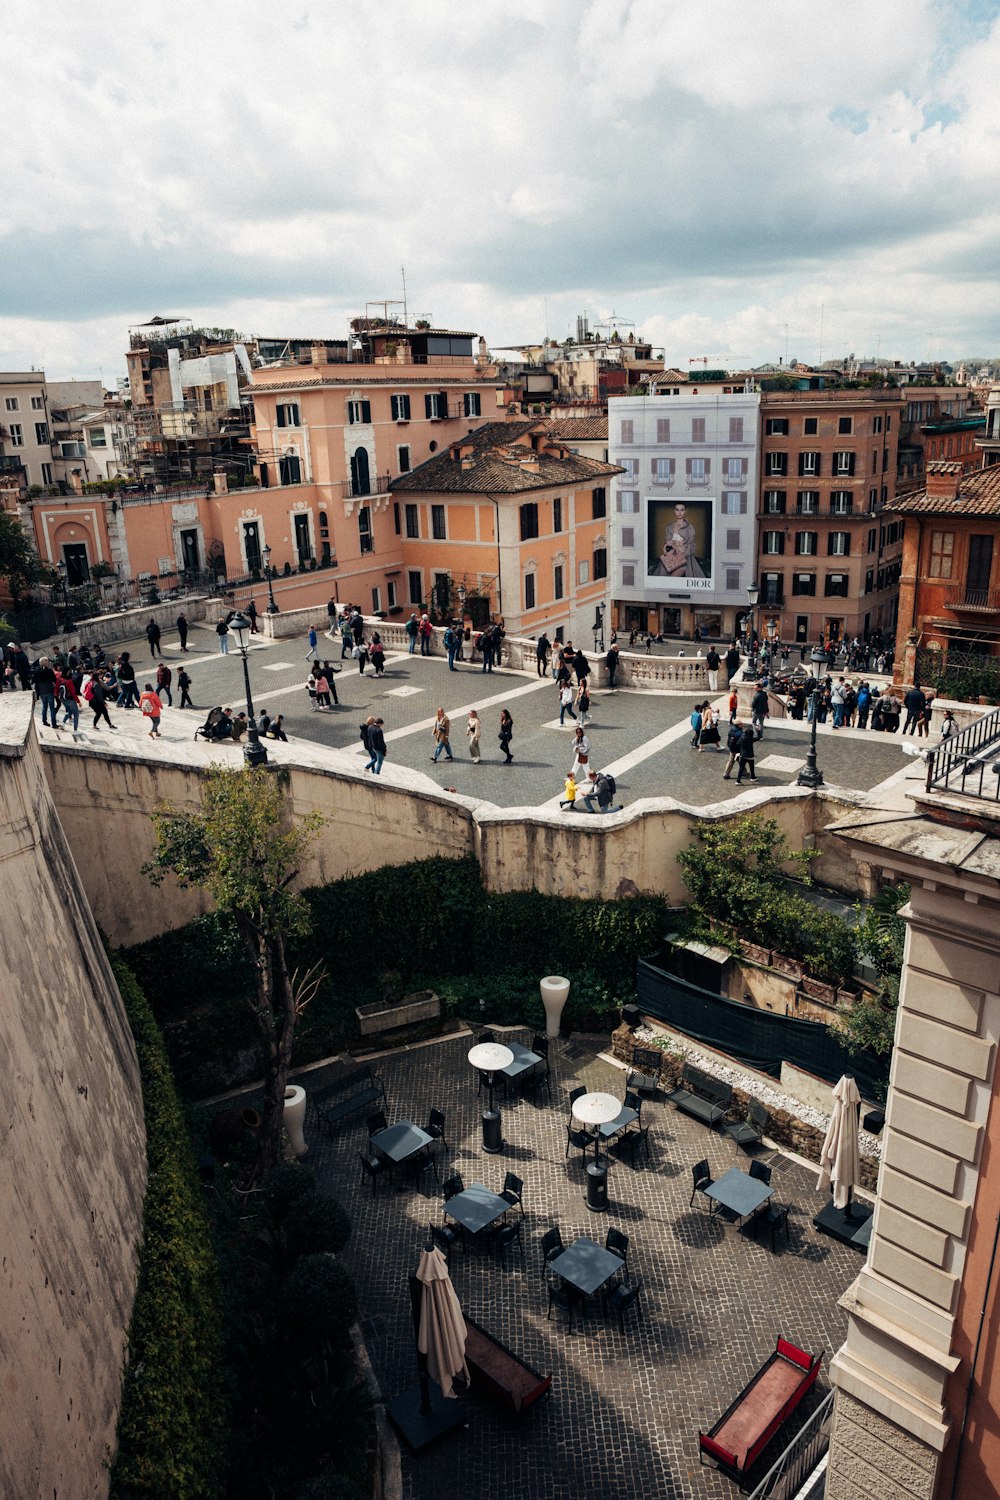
371,1121,433,1165
597,1105,638,1141
704,1167,773,1228
445,1183,509,1236
554,1236,624,1297
502,1041,543,1088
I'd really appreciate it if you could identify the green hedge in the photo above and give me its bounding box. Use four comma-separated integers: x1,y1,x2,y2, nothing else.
109,957,225,1500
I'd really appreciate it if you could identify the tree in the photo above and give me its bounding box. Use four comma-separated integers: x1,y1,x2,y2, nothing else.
831,883,909,1060
143,766,326,1178
0,507,49,599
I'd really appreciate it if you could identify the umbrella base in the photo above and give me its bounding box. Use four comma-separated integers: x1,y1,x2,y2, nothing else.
387,1383,467,1451
813,1198,873,1253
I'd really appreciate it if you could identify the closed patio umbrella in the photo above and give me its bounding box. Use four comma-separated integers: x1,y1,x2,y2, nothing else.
818,1074,861,1213
417,1244,468,1399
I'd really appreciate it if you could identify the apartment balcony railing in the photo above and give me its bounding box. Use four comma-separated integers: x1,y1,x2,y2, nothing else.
759,507,859,520
650,474,676,489
945,588,1000,613
338,473,393,500
759,591,785,608
685,474,711,488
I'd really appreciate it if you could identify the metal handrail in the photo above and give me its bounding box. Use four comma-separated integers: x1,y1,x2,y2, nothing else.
746,1389,834,1500
926,705,1000,798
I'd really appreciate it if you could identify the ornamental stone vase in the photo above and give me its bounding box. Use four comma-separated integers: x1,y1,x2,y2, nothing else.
540,975,571,1039
283,1084,308,1158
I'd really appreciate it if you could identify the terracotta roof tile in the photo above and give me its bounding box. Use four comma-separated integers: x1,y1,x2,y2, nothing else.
890,465,1000,516
392,421,623,495
542,417,609,441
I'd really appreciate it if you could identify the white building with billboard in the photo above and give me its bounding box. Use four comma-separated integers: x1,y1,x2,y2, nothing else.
608,389,761,642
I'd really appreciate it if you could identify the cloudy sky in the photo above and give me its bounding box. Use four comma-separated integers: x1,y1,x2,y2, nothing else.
3,0,999,382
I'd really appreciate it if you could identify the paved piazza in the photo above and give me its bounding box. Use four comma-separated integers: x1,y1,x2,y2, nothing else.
280,1030,861,1500
58,621,910,809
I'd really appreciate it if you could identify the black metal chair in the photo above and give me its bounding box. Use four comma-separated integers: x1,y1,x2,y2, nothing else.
624,1088,642,1122
753,1202,790,1252
749,1159,772,1186
566,1121,596,1164
606,1277,643,1331
430,1220,461,1264
425,1108,448,1152
442,1173,464,1207
568,1084,587,1115
627,1046,662,1098
724,1099,769,1154
366,1111,388,1137
357,1149,392,1195
493,1218,525,1269
691,1158,714,1211
501,1171,525,1217
605,1227,630,1282
540,1226,565,1276
532,1033,550,1063
477,1029,496,1045
546,1281,581,1331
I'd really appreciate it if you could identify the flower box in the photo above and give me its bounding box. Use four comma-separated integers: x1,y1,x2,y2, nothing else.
801,976,837,1004
771,952,804,980
739,939,772,965
355,989,441,1036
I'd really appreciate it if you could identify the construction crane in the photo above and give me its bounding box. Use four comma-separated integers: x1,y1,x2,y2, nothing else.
688,355,750,367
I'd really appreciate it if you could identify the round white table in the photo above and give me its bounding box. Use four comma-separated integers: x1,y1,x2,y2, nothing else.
468,1042,515,1153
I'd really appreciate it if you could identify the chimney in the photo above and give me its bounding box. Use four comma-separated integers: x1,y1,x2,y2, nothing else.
925,461,963,501
213,472,229,496
311,343,326,366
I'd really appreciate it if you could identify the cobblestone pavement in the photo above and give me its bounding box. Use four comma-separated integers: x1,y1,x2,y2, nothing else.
53,622,909,810
290,1030,861,1500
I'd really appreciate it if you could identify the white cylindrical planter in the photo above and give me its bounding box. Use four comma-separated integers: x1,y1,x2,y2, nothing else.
540,975,571,1039
283,1084,308,1157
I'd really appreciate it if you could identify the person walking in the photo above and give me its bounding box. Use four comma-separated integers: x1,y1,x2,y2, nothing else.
559,681,577,726
305,624,319,660
728,685,739,723
479,628,494,673
689,702,703,748
536,633,550,678
736,722,757,784
367,717,387,775
145,618,161,658
431,708,454,762
722,718,744,780
58,669,81,733
340,614,354,659
940,709,957,739
919,692,934,738
178,668,193,709
605,641,620,689
139,683,163,738
116,652,140,708
326,597,338,638
360,715,375,768
725,640,741,679
572,648,590,684
466,708,482,762
706,646,721,693
571,725,590,782
305,674,319,712
176,612,189,651
444,624,459,671
247,599,259,634
216,617,230,654
320,659,340,705
751,684,769,739
155,661,173,707
33,657,59,728
499,708,514,764
353,637,369,674
405,612,419,654
699,702,721,751
576,679,591,726
419,614,432,656
903,683,926,735
369,635,386,677
85,673,115,730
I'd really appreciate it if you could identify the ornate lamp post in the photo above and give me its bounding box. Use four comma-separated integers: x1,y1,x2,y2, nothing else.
262,544,279,614
227,611,268,768
746,579,760,677
797,671,825,788
592,602,605,653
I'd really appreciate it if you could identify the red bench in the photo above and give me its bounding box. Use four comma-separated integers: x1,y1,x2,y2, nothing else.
699,1337,823,1480
463,1317,552,1416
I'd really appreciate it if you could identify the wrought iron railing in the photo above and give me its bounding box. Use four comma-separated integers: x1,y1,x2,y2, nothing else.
925,705,1000,800
945,587,1000,612
746,1389,834,1500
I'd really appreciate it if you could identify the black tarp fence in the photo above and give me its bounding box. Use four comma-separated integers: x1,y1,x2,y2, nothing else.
637,954,889,1102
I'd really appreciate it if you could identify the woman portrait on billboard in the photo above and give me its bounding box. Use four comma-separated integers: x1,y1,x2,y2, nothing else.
650,502,706,578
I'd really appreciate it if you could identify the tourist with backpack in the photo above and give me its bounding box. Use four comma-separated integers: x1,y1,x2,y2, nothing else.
581,770,620,813
722,718,744,780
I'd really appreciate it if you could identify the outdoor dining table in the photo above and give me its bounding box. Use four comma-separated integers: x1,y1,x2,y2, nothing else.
444,1183,510,1237
370,1121,435,1187
501,1041,543,1092
553,1236,624,1298
596,1105,638,1141
704,1166,773,1231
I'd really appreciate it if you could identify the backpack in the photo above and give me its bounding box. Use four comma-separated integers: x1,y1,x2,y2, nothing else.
601,773,617,798
474,633,485,651
727,725,742,753
359,723,370,749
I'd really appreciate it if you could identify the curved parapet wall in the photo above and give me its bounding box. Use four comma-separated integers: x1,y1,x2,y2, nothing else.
0,698,145,1499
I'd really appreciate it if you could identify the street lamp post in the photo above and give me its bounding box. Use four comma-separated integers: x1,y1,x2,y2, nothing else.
796,676,825,788
746,580,760,678
227,611,268,768
592,602,605,654
56,559,74,633
262,544,279,614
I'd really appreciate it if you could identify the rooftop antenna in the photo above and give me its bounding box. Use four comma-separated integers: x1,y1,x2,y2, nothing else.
401,266,408,328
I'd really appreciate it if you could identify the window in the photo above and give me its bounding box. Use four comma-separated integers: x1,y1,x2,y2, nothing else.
868,487,878,511
766,452,787,476
867,529,877,553
553,497,563,533
793,573,816,596
763,531,785,555
830,491,853,514
371,586,381,613
886,415,891,432
723,457,747,485
405,503,420,539
591,486,606,518
621,563,636,587
872,415,883,434
838,416,853,435
424,392,448,420
31,396,43,411
387,580,397,609
803,417,818,435
833,450,856,476
554,564,564,600
621,457,639,479
593,547,608,580
728,417,744,442
652,457,675,485
462,392,481,418
579,560,591,584
4,397,18,411
764,490,786,514
519,503,539,540
36,422,50,445
431,505,446,540
279,454,302,485
722,491,747,514
798,451,820,476
276,402,301,427
620,528,635,550
616,490,639,513
865,569,874,593
929,530,954,579
656,418,671,443
882,447,889,473
796,532,817,555
828,532,850,556
691,417,706,443
726,528,740,550
881,484,888,503
8,423,23,446
41,462,52,485
762,572,783,602
525,573,536,610
686,456,710,484
796,491,819,514
391,393,411,421
619,419,634,443
358,506,373,554
59,439,84,457
725,567,741,590
408,569,422,604
825,573,849,597
765,417,788,435
294,513,312,562
393,501,401,535
397,444,411,473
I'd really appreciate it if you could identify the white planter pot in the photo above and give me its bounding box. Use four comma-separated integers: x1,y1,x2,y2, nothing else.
283,1084,308,1157
540,975,571,1039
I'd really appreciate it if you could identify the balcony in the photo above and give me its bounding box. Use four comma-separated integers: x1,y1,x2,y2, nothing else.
760,591,785,608
945,588,1000,614
337,473,393,500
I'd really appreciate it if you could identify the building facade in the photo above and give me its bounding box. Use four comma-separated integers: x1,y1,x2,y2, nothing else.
607,390,761,640
897,385,982,497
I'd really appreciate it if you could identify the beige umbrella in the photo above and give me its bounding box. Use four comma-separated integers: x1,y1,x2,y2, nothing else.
416,1244,468,1400
818,1074,862,1212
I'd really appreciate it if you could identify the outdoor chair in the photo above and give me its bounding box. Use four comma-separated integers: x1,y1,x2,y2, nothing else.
624,1088,643,1121
442,1173,464,1205
568,1084,587,1116
752,1202,790,1253
610,1124,650,1170
525,1061,551,1104
606,1277,643,1332
566,1121,596,1164
357,1150,392,1195
723,1099,769,1155
477,1029,497,1046
501,1171,525,1218
540,1226,565,1276
605,1228,630,1281
414,1145,440,1193
546,1282,582,1332
493,1218,525,1269
691,1158,715,1211
532,1034,550,1065
749,1160,772,1186
366,1111,388,1137
430,1221,461,1264
425,1108,448,1152
627,1046,663,1098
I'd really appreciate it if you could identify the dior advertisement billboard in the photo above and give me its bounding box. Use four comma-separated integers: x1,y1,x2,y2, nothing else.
647,499,714,591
